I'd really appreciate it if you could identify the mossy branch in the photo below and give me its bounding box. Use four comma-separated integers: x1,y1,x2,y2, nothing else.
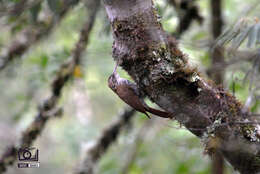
103,0,260,173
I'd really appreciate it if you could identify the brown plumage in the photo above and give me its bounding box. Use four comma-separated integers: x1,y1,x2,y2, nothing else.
108,64,172,119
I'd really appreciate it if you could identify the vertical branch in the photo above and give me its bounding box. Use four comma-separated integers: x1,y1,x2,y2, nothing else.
208,0,224,84
209,0,225,173
0,0,99,172
211,0,223,38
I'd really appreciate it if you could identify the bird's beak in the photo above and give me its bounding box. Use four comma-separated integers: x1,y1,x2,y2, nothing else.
112,61,119,74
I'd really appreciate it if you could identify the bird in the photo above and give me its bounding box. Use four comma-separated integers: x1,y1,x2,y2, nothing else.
108,63,172,119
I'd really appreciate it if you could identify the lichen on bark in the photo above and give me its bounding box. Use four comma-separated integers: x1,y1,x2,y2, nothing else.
104,0,260,173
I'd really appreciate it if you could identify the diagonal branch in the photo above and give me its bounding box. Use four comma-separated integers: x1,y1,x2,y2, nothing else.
103,0,260,173
0,0,100,172
0,0,80,72
75,108,136,174
207,48,259,73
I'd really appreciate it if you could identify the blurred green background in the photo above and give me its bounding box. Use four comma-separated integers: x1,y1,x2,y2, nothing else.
1,0,260,173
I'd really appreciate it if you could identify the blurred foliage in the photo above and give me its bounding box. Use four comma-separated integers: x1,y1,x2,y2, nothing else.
0,0,260,174
216,17,260,49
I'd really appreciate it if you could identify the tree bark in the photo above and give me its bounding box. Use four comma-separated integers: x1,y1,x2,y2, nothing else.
103,0,260,173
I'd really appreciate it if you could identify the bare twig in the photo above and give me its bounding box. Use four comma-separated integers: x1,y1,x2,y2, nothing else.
0,0,99,172
75,108,136,174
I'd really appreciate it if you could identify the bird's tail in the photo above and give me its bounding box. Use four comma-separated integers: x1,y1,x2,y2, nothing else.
146,107,173,119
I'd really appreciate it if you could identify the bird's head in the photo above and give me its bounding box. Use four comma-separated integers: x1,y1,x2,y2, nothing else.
108,73,118,91
108,62,120,91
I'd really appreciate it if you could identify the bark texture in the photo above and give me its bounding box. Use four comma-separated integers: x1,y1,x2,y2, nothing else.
103,0,260,173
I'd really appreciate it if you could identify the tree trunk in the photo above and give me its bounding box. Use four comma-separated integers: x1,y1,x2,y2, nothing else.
103,0,260,173
209,0,225,173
